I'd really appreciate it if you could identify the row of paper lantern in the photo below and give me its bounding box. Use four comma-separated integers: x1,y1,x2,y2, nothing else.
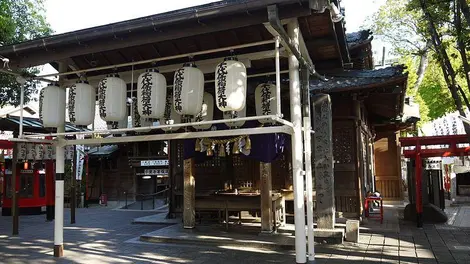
16,143,74,161
40,57,279,129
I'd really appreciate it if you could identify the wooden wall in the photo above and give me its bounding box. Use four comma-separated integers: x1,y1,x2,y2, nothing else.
374,132,402,200
87,146,136,202
329,95,375,217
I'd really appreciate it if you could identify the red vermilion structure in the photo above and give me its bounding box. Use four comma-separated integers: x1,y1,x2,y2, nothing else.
0,139,54,217
399,134,470,227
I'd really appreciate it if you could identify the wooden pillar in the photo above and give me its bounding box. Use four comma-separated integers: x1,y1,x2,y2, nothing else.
260,162,273,233
353,98,364,216
183,158,195,229
313,94,335,229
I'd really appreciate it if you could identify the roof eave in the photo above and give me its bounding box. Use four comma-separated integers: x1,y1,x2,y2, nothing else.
0,0,310,56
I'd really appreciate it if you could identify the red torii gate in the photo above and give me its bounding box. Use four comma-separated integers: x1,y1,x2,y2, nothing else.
399,134,470,227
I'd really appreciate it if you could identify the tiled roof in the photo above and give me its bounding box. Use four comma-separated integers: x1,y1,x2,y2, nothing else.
310,65,406,93
346,30,373,49
0,115,89,133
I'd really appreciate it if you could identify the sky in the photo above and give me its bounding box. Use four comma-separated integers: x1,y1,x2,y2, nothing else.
44,0,385,35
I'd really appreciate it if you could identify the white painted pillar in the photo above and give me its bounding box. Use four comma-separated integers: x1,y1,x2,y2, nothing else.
275,36,282,117
54,127,65,257
301,67,315,262
54,63,66,257
288,19,307,264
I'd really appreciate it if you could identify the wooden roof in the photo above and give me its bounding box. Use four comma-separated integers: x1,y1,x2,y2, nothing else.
310,66,408,125
0,0,348,84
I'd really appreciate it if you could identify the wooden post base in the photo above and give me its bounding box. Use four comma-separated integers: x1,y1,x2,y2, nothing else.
54,245,63,257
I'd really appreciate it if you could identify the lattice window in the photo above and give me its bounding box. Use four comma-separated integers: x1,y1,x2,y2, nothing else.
333,127,354,164
232,155,244,167
195,156,221,168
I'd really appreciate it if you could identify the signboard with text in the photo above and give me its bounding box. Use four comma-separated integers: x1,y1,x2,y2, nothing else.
139,160,169,167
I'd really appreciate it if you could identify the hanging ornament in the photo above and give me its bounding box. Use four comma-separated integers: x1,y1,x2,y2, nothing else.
255,83,278,124
219,144,226,157
195,139,201,152
40,83,66,128
200,138,207,152
233,139,240,154
68,80,96,127
137,68,167,119
241,148,251,156
206,147,214,157
245,136,252,150
192,92,214,130
225,142,231,155
215,55,247,112
173,62,204,118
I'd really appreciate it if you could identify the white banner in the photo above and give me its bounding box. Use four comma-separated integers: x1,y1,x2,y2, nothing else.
75,145,85,180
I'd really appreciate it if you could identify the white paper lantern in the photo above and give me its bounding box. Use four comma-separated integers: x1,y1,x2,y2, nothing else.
65,145,74,160
224,106,246,128
161,89,181,132
193,92,214,130
68,81,96,127
137,69,167,119
173,63,204,117
44,145,54,160
98,74,127,123
26,144,36,160
255,83,278,124
35,144,44,160
40,83,66,128
17,143,27,160
215,57,247,112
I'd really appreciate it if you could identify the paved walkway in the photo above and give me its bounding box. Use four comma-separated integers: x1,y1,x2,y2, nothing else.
0,205,469,263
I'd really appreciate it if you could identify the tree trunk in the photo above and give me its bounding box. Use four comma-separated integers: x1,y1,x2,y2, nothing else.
413,44,431,91
458,85,470,112
455,1,470,95
419,0,470,134
459,0,470,29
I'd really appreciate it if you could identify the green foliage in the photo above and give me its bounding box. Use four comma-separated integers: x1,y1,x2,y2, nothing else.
366,0,428,57
368,0,470,124
0,0,52,106
418,57,456,119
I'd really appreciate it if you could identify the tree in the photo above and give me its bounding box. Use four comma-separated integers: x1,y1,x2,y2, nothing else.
368,0,470,134
0,0,52,107
367,0,430,90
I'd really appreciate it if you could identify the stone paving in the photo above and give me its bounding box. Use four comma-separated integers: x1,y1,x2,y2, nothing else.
0,205,469,263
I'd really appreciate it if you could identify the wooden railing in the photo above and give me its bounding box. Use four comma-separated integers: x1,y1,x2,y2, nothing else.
375,176,401,200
